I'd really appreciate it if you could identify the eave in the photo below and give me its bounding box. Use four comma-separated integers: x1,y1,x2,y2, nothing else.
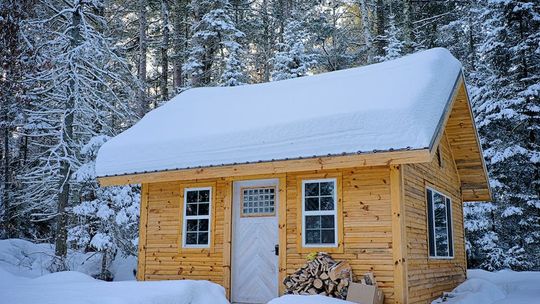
98,148,432,186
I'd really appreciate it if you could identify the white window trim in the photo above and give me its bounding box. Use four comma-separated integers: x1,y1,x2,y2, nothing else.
302,178,338,248
427,187,454,259
182,187,212,249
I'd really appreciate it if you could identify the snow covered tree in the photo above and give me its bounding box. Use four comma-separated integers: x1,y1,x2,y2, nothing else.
469,0,540,270
220,41,247,86
375,13,404,62
18,0,138,269
184,0,245,87
0,0,35,239
69,136,139,280
271,16,317,81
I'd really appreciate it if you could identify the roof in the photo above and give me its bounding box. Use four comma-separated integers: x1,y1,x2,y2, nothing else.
95,48,491,201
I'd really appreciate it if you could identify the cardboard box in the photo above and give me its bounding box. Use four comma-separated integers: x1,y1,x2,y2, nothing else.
346,282,385,304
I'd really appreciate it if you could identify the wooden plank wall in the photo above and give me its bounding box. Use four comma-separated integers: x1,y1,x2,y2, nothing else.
404,133,467,303
142,179,228,286
285,167,396,303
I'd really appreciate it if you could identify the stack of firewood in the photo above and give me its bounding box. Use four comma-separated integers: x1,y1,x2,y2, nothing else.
283,253,353,299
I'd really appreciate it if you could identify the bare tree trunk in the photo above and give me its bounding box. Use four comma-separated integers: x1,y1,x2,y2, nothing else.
55,2,81,262
402,0,414,53
374,0,385,58
171,0,186,91
138,0,148,115
160,0,170,101
2,95,11,238
358,0,373,63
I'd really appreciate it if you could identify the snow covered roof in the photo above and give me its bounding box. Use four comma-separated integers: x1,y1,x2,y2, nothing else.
96,48,463,179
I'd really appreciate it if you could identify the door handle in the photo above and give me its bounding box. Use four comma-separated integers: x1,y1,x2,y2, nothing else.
274,244,279,256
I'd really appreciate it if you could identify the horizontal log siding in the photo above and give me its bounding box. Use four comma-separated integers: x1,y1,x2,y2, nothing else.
404,134,467,303
142,179,227,285
285,167,395,304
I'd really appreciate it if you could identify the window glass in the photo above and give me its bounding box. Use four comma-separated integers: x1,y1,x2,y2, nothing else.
183,188,211,247
241,187,275,216
427,188,453,257
303,179,337,247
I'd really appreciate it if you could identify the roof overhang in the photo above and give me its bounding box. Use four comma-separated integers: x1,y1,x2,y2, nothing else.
98,148,432,186
428,74,492,202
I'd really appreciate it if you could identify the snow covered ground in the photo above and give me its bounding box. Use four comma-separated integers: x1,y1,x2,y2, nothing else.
0,238,136,280
432,269,540,304
0,269,228,304
0,239,228,304
2,239,540,304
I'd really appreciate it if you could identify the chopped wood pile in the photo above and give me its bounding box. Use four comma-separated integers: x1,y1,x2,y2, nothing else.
283,253,353,299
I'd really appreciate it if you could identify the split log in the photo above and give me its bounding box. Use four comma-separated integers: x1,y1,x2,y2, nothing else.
283,253,353,299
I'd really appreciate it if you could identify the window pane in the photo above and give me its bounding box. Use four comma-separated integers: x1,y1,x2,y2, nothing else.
187,191,198,203
306,198,319,211
198,219,209,231
305,183,319,197
198,203,209,216
198,190,210,202
321,215,334,228
306,216,321,229
186,219,198,231
186,203,197,216
321,229,335,244
198,232,208,245
186,233,197,245
320,197,334,210
433,192,449,256
305,230,320,244
320,182,334,196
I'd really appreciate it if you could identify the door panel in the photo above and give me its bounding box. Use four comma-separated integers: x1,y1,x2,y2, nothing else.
232,179,279,304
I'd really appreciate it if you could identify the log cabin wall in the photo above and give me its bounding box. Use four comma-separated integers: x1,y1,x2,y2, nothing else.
137,151,465,304
404,132,467,303
138,179,229,284
284,167,396,303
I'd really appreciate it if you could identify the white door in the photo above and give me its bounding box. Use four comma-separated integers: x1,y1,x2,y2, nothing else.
232,179,279,304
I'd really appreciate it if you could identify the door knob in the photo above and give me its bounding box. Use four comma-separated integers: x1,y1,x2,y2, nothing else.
274,244,279,256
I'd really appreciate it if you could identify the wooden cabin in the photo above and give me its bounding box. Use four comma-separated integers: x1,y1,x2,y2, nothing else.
96,48,491,304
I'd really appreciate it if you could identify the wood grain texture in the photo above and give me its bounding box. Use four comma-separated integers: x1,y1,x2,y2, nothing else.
390,165,408,303
444,81,491,201
404,134,467,303
98,149,431,186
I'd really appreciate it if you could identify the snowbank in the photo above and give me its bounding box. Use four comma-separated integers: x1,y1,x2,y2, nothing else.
268,295,355,304
432,269,540,304
0,238,136,280
96,48,462,177
0,268,228,304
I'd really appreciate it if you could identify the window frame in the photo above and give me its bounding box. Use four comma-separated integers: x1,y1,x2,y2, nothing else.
426,187,454,259
182,186,212,249
301,178,338,248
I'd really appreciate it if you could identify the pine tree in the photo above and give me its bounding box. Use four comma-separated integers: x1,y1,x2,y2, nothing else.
184,0,245,87
0,0,35,239
19,0,137,269
471,0,540,270
220,41,247,86
375,14,404,62
271,16,317,81
69,136,140,280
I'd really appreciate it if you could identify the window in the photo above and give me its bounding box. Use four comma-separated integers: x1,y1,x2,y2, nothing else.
182,187,211,248
427,188,454,258
302,179,337,247
241,187,276,217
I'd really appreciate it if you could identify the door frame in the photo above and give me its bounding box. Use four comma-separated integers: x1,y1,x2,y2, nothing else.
223,174,287,300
